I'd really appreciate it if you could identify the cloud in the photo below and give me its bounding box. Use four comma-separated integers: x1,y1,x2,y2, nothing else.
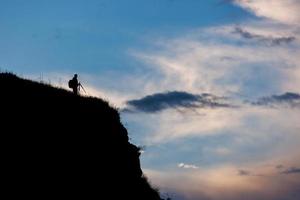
275,164,284,169
124,97,300,145
132,21,300,99
233,0,300,25
237,169,252,176
237,169,265,177
234,27,296,45
126,91,231,113
253,92,300,108
123,107,245,145
178,163,199,169
145,165,300,200
281,167,300,174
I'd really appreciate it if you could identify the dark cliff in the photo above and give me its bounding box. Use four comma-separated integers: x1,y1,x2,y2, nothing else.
1,73,161,199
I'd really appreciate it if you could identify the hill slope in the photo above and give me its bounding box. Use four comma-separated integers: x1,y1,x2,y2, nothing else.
1,73,161,199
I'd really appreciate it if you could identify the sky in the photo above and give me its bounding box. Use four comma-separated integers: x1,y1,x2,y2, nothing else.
1,0,300,199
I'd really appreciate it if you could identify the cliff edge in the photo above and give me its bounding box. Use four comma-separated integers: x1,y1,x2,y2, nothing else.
1,73,161,199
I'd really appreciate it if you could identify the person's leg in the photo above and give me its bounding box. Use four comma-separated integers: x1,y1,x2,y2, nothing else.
73,87,78,95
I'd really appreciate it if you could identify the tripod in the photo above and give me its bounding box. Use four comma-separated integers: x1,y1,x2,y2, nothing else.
79,83,87,94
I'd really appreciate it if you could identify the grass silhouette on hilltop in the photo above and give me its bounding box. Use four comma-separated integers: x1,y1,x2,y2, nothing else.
1,72,162,199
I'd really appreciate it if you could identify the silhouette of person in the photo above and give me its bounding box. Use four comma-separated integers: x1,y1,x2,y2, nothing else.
69,74,80,95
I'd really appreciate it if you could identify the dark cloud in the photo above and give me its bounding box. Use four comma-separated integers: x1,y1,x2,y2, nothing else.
125,91,231,113
234,27,296,45
238,169,252,176
237,169,265,177
281,167,300,175
253,92,300,108
276,164,284,169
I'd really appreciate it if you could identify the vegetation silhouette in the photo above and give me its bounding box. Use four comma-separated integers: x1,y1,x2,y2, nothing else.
1,72,163,199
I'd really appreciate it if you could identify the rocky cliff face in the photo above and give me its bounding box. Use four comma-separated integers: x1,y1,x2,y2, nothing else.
1,73,161,199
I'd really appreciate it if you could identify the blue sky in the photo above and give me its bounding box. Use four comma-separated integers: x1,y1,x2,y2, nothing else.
0,0,250,74
1,1,300,200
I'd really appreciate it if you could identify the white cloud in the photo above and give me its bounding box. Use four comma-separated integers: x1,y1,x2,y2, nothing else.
131,23,300,99
143,108,242,144
178,163,199,169
233,0,300,25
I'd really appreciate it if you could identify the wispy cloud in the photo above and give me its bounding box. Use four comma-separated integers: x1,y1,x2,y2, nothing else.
280,167,300,174
234,27,296,45
233,0,300,25
178,163,199,169
125,91,231,113
253,92,300,108
132,21,300,99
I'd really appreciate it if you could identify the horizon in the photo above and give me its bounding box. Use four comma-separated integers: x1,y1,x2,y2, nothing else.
1,0,300,200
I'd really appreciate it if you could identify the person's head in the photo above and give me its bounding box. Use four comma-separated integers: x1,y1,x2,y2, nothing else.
74,74,78,78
